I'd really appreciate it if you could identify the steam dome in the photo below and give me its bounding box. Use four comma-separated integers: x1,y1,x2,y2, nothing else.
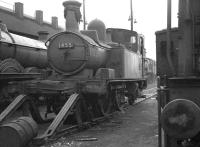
87,19,106,42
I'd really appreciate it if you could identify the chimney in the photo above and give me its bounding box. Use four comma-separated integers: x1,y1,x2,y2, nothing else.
51,16,58,29
63,0,82,32
14,2,24,18
35,10,43,24
38,31,49,41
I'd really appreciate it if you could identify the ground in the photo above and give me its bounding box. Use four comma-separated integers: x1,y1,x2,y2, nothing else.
43,97,158,147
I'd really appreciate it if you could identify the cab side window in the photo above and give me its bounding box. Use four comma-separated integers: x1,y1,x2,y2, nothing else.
139,37,144,55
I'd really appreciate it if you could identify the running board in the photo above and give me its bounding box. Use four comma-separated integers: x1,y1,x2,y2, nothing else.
37,93,80,139
0,94,27,123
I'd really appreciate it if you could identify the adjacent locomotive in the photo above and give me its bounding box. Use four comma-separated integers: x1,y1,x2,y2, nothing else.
0,23,48,73
144,58,156,84
157,0,200,146
0,22,49,110
0,0,147,144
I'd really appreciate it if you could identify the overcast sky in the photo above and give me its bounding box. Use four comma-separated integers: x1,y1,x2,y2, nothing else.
1,0,179,60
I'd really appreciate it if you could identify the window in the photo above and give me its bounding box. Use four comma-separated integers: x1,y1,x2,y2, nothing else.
130,36,136,44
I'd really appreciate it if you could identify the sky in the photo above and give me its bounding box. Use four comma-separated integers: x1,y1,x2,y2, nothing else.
1,0,179,60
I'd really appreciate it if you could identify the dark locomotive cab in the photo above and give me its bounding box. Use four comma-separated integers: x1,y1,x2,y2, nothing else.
157,0,200,147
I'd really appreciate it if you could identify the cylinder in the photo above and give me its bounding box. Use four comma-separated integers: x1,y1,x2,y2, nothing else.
0,117,38,147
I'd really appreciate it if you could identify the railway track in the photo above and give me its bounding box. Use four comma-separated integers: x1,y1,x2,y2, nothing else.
143,87,157,95
33,88,157,146
0,87,157,147
134,90,157,106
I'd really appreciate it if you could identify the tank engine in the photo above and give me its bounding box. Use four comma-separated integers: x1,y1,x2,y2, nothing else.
156,0,200,146
0,0,147,143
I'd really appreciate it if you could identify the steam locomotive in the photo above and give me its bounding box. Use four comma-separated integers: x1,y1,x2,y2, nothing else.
144,58,156,84
0,23,47,73
0,0,147,142
157,0,200,146
0,21,50,110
